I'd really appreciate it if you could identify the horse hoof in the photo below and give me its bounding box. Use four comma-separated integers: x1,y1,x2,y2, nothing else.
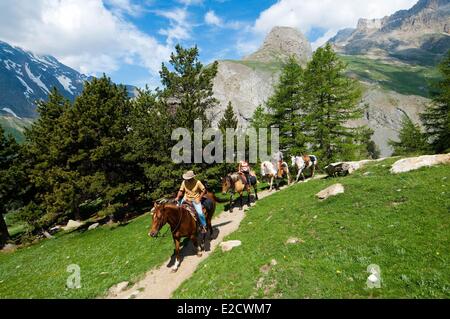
197,252,202,257
171,268,178,273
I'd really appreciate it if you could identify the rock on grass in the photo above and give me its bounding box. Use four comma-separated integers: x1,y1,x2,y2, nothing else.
316,183,345,200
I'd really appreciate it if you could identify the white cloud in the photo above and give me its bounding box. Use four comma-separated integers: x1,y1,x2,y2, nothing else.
252,0,418,47
0,0,171,78
204,10,245,30
105,0,143,17
177,0,204,6
205,10,223,27
156,8,192,45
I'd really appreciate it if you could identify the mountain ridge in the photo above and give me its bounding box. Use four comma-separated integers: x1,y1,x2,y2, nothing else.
0,40,88,118
328,0,450,65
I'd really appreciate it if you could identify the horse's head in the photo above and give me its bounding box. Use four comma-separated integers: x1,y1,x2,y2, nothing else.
148,203,167,238
221,175,232,195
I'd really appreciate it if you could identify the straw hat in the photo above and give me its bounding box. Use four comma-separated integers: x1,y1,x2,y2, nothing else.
183,170,196,180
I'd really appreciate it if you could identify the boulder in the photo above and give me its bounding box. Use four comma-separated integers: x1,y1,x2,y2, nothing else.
286,237,303,245
1,243,17,252
49,225,62,234
109,281,129,296
62,220,84,231
325,163,353,177
220,240,242,252
43,231,53,239
88,223,100,231
390,154,450,174
326,158,387,177
316,184,345,200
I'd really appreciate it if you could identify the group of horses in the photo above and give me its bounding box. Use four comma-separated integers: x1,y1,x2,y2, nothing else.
148,154,319,272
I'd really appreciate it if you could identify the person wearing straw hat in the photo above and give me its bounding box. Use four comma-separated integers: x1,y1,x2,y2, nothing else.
175,171,208,233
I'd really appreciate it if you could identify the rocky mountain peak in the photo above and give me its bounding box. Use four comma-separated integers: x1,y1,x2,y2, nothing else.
243,26,312,65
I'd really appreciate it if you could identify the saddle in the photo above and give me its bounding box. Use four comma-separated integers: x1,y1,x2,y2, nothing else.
238,172,256,186
180,197,213,224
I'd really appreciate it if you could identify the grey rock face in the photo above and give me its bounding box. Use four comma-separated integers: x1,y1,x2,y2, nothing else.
244,26,312,65
328,0,450,63
212,26,311,126
212,26,429,157
349,84,428,157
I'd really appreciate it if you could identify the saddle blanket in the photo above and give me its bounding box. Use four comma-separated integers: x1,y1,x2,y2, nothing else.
181,197,214,223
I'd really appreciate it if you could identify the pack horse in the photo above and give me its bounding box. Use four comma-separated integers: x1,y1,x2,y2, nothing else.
260,161,291,191
291,155,319,182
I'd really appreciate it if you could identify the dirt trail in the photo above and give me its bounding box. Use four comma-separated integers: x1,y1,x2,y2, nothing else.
108,176,325,299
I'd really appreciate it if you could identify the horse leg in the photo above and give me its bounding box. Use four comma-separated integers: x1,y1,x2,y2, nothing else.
172,237,181,272
296,169,302,183
240,192,243,210
269,176,273,192
229,194,234,213
247,186,251,207
254,184,259,201
191,234,202,257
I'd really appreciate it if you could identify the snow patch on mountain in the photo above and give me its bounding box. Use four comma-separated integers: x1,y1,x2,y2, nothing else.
2,107,22,119
4,60,23,76
16,76,34,97
29,53,58,68
57,75,75,94
25,63,50,94
2,48,13,54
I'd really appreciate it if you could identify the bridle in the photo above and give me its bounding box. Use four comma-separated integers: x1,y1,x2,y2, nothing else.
153,205,184,238
223,175,235,194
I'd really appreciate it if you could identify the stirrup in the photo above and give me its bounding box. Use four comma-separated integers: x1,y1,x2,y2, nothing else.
200,226,207,234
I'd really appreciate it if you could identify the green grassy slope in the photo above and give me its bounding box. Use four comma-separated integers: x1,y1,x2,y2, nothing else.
0,116,32,143
341,55,440,97
174,159,450,299
223,55,441,98
223,60,284,75
0,191,241,298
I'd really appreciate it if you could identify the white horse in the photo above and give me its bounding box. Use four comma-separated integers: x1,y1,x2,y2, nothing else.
291,155,319,183
261,161,291,191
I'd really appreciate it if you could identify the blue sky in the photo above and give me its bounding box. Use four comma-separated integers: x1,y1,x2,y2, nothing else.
0,0,418,88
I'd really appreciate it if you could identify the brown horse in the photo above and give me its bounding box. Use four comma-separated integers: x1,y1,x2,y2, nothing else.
148,192,216,272
222,172,258,213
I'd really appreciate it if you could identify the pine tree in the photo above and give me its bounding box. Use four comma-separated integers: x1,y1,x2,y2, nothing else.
389,115,430,156
420,50,450,153
219,101,238,132
0,126,21,247
250,105,270,131
302,44,364,164
267,57,305,156
159,45,219,131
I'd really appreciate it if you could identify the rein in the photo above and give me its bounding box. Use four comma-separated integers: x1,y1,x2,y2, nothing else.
155,206,184,239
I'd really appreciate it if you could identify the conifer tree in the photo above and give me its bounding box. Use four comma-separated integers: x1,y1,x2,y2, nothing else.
219,101,238,132
420,50,450,153
0,126,22,247
267,57,305,156
389,115,430,156
159,45,219,131
302,44,365,164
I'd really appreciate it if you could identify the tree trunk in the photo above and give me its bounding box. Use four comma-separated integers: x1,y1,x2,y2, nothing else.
0,212,10,249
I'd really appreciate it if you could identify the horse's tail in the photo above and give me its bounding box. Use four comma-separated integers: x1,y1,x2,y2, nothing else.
207,191,227,203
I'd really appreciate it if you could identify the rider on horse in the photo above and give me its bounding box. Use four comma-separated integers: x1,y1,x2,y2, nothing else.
175,171,208,234
273,151,284,178
238,160,251,185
